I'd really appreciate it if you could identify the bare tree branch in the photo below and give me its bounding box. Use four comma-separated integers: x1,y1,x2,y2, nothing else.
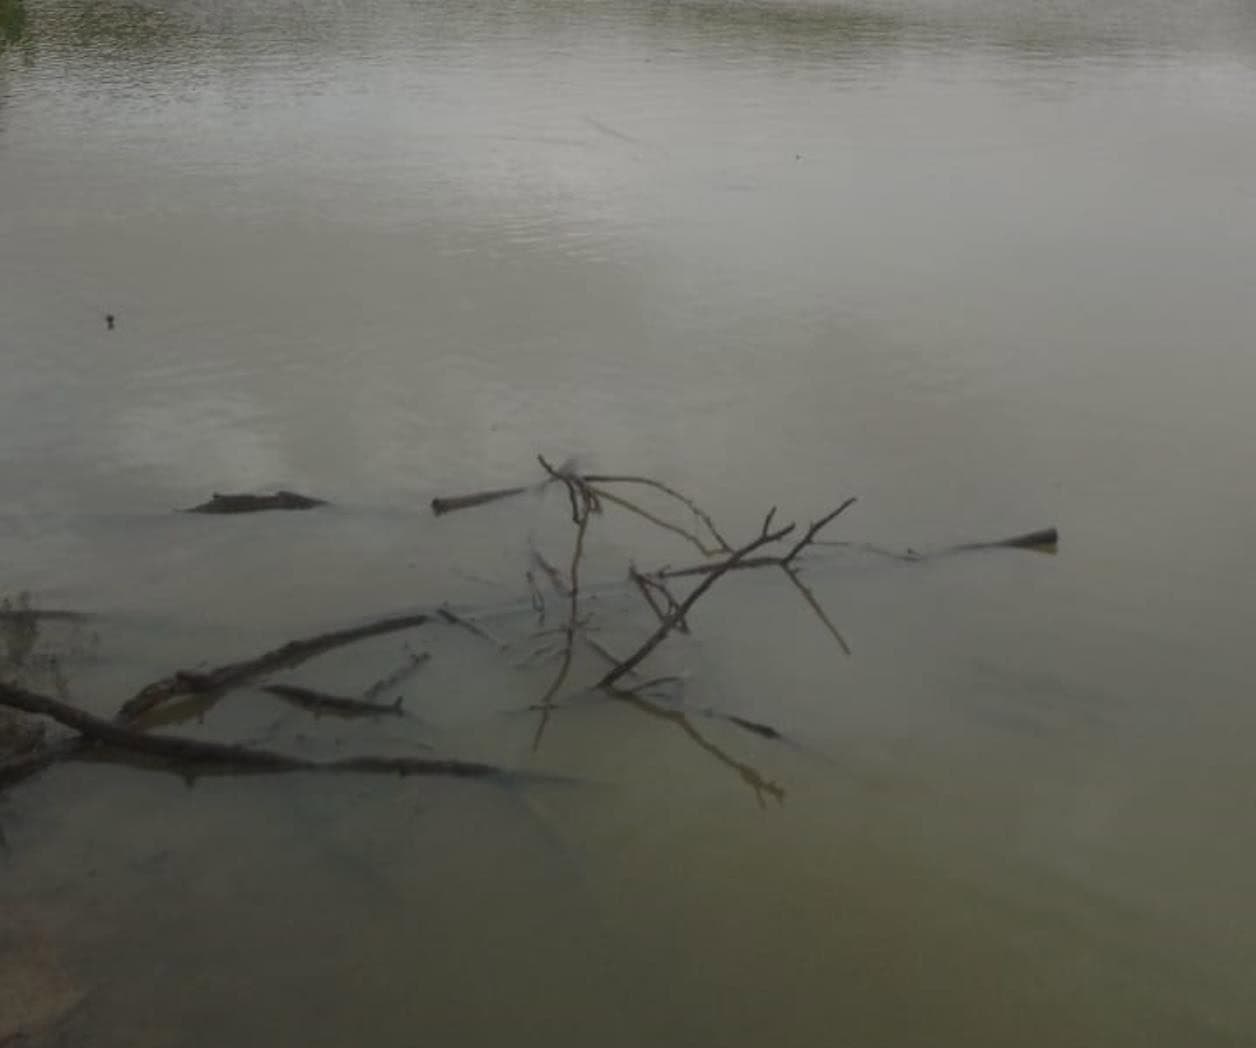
598,513,795,690
629,566,690,635
607,689,785,808
580,473,733,552
2,681,509,780
780,498,859,566
590,486,722,557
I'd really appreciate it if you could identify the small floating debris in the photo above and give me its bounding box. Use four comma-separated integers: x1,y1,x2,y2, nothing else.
183,490,327,514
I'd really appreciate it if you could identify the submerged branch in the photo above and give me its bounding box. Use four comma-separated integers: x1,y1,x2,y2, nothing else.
1,681,511,781
437,606,504,647
361,650,431,703
817,525,1059,560
117,612,430,724
581,473,733,553
262,684,407,720
629,567,690,635
590,486,723,558
781,567,852,655
609,689,785,808
531,472,592,749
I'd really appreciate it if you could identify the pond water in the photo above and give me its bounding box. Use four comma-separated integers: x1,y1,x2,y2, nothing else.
2,0,1256,1043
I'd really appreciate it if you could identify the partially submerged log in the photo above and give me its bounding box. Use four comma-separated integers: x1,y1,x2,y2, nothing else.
951,527,1059,552
183,490,327,514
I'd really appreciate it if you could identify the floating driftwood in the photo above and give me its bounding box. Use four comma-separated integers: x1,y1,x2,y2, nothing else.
183,490,327,514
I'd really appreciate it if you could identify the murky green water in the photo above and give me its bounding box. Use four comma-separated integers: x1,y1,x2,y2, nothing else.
3,0,1256,1044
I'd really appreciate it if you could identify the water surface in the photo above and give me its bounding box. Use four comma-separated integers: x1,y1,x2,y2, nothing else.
3,0,1256,1044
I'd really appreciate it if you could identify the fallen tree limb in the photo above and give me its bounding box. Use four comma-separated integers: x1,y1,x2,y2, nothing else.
117,612,430,724
1,681,511,781
4,457,1060,812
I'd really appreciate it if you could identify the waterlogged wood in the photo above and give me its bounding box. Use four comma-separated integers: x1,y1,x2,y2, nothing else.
0,608,93,624
183,490,327,514
599,513,796,689
118,612,430,723
0,681,509,780
361,650,431,703
1,457,1058,808
430,485,530,516
263,683,406,719
952,527,1059,552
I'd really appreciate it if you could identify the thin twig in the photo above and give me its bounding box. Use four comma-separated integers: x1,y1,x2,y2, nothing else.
781,567,852,656
525,569,546,625
438,606,504,648
780,498,859,566
530,549,570,597
598,512,795,689
529,460,603,750
629,567,690,635
655,555,783,580
531,507,589,750
607,689,785,808
361,650,431,703
590,486,723,557
581,473,733,552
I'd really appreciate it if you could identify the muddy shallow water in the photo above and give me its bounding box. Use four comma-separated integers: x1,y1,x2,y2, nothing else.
3,0,1256,1043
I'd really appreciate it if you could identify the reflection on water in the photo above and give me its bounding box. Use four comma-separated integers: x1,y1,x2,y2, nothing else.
3,0,1256,1043
0,0,23,50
